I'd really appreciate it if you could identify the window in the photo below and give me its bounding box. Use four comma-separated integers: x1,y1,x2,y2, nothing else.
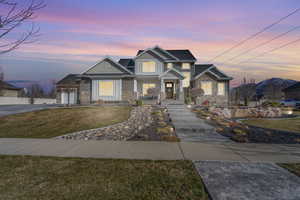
99,80,114,96
167,63,173,69
218,82,225,95
142,83,156,96
182,72,190,87
142,61,156,72
182,63,190,70
201,81,212,95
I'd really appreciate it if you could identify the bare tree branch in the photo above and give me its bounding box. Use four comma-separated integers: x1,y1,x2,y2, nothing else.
0,0,45,54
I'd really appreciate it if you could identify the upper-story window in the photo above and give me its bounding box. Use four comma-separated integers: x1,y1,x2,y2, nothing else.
182,63,190,70
142,61,156,72
167,63,173,69
182,72,190,87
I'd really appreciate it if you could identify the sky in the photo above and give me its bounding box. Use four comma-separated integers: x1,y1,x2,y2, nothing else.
0,0,300,86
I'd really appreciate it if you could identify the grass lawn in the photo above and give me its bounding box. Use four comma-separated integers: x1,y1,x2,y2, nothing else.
0,106,131,138
243,118,300,133
279,163,300,177
0,156,209,200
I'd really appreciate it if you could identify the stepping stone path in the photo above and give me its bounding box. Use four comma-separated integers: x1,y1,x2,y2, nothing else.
166,104,231,143
194,161,300,200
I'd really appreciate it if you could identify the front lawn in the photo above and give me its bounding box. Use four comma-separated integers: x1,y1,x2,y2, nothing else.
0,155,209,200
243,118,300,133
0,106,131,138
279,163,300,177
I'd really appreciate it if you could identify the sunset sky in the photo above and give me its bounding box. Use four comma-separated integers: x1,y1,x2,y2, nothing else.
1,0,300,85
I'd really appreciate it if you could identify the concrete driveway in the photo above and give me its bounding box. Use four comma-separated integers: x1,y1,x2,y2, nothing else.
0,104,61,117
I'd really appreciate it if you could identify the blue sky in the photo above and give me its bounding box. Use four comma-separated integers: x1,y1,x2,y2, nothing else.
1,0,299,85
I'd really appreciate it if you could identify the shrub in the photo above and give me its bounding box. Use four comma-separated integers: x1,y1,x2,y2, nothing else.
161,135,180,142
136,100,143,106
95,99,104,105
262,101,281,107
185,96,192,105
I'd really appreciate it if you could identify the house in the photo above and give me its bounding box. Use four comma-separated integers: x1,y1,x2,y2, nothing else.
56,46,232,106
0,80,21,97
283,82,300,100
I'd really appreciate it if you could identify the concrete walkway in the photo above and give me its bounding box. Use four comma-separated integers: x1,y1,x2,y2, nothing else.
0,138,300,163
166,104,231,143
194,161,300,200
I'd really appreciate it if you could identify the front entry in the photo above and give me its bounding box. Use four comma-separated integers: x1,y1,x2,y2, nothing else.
165,82,174,99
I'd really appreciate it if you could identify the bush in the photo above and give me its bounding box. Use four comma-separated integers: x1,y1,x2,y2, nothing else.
185,96,192,105
262,101,281,107
136,100,143,106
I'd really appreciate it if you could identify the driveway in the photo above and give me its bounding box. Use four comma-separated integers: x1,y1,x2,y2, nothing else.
0,104,60,117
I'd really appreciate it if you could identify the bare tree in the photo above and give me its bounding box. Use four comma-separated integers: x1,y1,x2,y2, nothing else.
0,65,4,81
0,0,45,54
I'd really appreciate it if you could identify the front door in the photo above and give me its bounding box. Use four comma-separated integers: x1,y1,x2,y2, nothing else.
165,82,174,99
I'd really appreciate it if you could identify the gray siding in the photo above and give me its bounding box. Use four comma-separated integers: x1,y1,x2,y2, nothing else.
135,52,164,75
92,79,122,101
85,60,123,74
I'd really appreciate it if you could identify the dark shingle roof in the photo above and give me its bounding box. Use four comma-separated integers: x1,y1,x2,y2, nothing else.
166,50,196,60
0,80,21,90
118,59,135,73
283,82,300,91
136,49,196,61
194,64,213,77
210,67,229,78
57,74,80,85
194,64,232,80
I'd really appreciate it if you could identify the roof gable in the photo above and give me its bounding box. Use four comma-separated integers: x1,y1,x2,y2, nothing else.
159,68,185,80
83,57,132,75
193,64,232,80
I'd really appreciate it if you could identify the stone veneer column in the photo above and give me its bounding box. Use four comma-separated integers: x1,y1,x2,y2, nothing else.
179,79,184,101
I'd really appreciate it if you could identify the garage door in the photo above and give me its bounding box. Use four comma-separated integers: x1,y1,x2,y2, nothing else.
61,90,77,104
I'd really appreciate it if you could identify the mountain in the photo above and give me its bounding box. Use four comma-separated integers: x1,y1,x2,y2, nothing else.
231,78,298,101
6,80,55,95
256,78,297,96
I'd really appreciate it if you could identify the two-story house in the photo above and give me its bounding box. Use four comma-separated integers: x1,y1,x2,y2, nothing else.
56,46,232,106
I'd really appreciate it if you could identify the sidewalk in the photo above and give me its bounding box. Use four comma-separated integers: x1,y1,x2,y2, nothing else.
0,138,299,163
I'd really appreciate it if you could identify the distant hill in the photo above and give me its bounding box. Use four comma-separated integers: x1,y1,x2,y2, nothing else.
256,78,297,96
6,80,55,95
231,78,298,101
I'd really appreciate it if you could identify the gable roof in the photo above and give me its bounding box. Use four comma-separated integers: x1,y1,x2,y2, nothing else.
135,46,179,61
159,68,185,80
283,82,300,91
136,46,196,61
118,58,135,73
83,57,133,75
57,74,80,85
193,64,232,80
0,80,21,90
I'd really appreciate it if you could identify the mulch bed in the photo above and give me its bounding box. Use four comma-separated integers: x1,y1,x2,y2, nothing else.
193,107,300,144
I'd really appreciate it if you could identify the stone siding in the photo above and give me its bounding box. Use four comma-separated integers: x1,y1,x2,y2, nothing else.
193,73,229,107
122,78,135,101
79,79,91,104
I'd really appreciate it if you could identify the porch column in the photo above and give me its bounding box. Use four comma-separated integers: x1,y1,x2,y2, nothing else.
134,79,138,99
160,78,165,100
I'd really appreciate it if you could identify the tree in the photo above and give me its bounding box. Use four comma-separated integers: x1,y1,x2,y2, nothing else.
0,65,4,81
233,77,257,106
0,0,45,54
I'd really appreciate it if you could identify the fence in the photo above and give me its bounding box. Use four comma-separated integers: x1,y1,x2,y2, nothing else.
0,97,56,105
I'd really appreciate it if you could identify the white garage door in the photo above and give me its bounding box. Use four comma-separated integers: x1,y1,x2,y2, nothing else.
61,91,68,104
61,90,77,104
